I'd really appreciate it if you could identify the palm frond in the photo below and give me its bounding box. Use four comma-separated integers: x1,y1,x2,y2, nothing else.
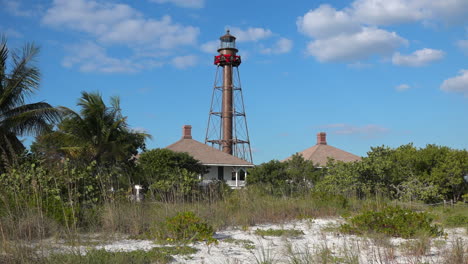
1,103,61,136
0,35,8,91
0,41,40,115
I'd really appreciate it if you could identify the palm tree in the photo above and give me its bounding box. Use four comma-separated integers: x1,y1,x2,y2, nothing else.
36,91,150,165
0,36,61,168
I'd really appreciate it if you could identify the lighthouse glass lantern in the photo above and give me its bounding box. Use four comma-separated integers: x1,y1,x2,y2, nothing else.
219,31,236,50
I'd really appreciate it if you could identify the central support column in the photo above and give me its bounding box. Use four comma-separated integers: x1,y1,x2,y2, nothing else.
222,63,233,154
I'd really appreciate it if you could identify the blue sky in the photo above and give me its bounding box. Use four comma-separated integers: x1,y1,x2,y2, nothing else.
1,0,467,164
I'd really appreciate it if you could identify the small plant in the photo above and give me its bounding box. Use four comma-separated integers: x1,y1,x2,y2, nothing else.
46,246,197,264
154,211,217,244
254,228,304,237
285,243,313,264
445,214,468,227
339,206,444,238
224,238,256,249
252,243,277,264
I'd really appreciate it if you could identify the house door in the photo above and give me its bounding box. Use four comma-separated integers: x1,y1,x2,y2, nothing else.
218,167,224,180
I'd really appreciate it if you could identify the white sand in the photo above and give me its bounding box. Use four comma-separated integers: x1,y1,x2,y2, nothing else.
39,218,468,263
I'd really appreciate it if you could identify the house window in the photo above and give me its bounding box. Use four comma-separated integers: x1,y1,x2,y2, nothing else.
231,169,246,181
217,167,224,180
239,169,246,181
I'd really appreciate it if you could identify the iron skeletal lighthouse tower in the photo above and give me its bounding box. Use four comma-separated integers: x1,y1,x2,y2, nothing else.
205,30,253,163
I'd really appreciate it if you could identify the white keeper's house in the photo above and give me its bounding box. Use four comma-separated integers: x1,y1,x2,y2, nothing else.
166,125,254,188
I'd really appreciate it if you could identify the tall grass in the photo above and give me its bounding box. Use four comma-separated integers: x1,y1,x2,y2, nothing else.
0,179,360,262
2,164,468,263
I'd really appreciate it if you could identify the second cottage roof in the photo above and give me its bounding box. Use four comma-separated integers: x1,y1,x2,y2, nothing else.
283,132,361,166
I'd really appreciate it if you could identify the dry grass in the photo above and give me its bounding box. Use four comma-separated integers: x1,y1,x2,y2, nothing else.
3,186,468,263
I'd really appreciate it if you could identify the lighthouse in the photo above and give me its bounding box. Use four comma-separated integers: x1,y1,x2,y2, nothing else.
205,30,253,163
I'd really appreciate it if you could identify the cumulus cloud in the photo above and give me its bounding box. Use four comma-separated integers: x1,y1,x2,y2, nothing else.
42,0,200,72
229,27,273,42
351,0,427,25
297,5,360,39
297,5,407,63
149,0,204,8
261,38,293,54
306,27,406,62
351,0,468,25
320,123,389,138
396,84,410,91
297,1,467,63
440,69,468,96
62,42,163,73
171,55,198,69
42,0,199,48
392,48,445,66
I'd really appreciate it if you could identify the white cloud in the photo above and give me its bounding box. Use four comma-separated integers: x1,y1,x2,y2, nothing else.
261,38,293,54
306,27,407,62
42,0,200,73
171,55,198,69
297,5,360,39
229,27,273,42
62,42,163,73
200,40,218,53
320,123,389,138
457,40,468,55
297,5,407,63
42,0,199,48
440,69,468,96
149,0,204,8
351,0,468,25
297,1,466,63
351,0,427,25
392,48,445,67
396,84,410,91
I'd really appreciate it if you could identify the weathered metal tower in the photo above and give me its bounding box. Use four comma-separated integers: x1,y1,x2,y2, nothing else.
205,30,253,163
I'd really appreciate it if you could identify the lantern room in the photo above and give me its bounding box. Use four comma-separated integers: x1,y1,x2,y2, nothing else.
218,30,237,51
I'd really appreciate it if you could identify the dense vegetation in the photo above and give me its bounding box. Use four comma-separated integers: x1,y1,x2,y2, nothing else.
248,144,468,203
1,37,468,263
339,206,444,238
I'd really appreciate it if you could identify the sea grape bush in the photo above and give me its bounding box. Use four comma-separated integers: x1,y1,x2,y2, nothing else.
315,144,468,202
155,211,216,244
339,206,444,238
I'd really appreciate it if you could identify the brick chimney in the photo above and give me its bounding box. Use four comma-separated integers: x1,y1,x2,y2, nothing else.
182,125,192,139
317,132,327,145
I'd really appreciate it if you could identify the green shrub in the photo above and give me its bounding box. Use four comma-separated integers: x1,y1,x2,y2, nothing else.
223,238,255,249
309,191,349,209
445,214,468,227
254,228,304,237
340,206,444,238
154,211,216,243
